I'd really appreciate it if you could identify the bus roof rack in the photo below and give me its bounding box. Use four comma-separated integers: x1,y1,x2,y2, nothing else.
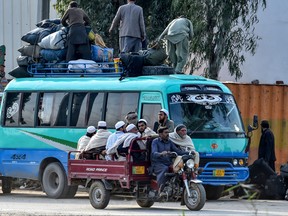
27,62,123,77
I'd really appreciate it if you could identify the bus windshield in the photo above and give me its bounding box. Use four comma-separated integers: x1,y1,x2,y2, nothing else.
169,93,244,133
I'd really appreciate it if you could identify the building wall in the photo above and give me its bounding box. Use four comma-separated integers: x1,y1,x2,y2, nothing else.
218,0,288,84
0,0,58,79
225,82,288,172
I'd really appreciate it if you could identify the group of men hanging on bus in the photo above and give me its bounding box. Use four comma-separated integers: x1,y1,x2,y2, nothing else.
76,108,200,190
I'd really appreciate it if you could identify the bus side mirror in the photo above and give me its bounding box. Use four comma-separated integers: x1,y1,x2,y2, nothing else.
247,115,258,133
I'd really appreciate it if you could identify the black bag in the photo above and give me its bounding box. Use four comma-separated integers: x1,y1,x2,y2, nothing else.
264,175,286,199
143,47,167,66
120,53,144,80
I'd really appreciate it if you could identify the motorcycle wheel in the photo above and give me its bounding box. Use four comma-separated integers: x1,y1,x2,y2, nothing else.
184,183,206,211
136,199,154,208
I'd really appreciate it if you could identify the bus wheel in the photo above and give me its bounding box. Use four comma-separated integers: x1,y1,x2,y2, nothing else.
1,177,12,194
205,185,224,200
63,185,78,198
42,162,67,199
89,181,110,209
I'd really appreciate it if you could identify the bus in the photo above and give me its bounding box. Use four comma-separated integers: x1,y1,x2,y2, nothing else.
0,73,251,199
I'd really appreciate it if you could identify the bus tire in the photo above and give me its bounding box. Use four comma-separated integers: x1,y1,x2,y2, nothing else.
142,66,175,75
204,185,224,200
89,181,110,209
63,185,78,198
1,177,12,194
42,162,68,199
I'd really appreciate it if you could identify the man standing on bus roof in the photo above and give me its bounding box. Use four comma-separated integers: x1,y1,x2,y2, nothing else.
75,126,96,159
258,120,276,171
61,1,91,61
153,109,174,133
105,121,126,160
109,0,146,53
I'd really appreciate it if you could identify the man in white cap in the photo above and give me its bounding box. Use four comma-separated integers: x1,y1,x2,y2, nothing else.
75,126,96,159
105,121,126,160
153,108,174,133
106,123,142,161
84,121,112,159
137,119,158,143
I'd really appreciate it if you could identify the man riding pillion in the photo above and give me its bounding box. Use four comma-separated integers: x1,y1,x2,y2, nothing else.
151,126,188,195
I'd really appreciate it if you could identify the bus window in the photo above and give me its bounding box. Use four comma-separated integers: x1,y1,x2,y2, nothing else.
87,92,104,127
38,92,69,126
71,92,89,127
105,92,139,128
4,92,20,126
141,103,161,129
20,92,37,126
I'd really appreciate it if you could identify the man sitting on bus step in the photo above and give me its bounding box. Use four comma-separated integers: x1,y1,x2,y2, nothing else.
151,126,188,194
153,109,174,133
169,124,199,169
84,121,112,159
106,124,145,161
75,126,96,159
105,121,126,160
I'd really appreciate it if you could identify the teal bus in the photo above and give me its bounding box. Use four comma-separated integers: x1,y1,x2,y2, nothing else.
0,73,250,199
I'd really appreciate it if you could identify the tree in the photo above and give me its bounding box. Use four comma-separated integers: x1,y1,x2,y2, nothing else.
54,0,266,80
171,0,266,80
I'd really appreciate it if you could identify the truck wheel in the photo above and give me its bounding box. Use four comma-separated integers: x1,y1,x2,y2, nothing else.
89,181,110,209
136,199,154,208
184,183,206,211
1,177,12,194
205,185,224,200
42,162,68,199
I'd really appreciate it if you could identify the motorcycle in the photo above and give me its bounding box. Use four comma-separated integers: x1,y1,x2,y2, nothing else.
136,148,206,211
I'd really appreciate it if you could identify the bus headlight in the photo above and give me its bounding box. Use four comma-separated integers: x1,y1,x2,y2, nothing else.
239,159,244,166
186,159,195,168
233,159,238,166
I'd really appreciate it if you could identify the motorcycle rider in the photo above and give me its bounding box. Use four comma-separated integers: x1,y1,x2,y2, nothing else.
151,126,188,193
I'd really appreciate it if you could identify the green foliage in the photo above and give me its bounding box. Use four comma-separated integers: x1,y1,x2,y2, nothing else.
54,0,266,80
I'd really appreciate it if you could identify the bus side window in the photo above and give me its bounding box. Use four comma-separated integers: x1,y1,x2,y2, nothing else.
4,92,21,126
141,103,161,129
53,93,69,126
105,92,139,128
87,92,104,127
38,93,54,126
20,92,37,126
71,92,88,127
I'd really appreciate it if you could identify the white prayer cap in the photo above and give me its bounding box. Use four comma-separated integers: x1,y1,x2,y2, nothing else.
126,123,136,132
98,121,107,127
160,108,169,116
115,121,125,129
87,126,96,133
138,119,147,125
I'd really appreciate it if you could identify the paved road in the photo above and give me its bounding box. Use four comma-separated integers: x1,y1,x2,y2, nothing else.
0,189,287,216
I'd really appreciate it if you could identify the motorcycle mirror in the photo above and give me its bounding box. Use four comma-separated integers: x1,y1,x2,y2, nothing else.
253,115,258,128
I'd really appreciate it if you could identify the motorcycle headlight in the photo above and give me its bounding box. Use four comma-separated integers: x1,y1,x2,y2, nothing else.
186,159,195,169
